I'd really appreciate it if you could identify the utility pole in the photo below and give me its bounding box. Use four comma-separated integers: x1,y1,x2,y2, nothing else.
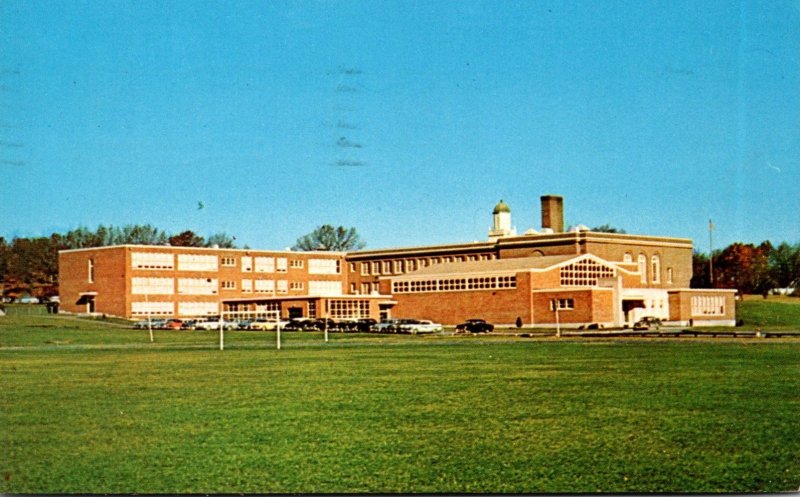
709,219,714,286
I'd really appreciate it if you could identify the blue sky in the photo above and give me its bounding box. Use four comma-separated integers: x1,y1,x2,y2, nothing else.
2,0,799,252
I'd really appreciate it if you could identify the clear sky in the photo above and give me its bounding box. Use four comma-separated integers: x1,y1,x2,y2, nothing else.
2,0,799,253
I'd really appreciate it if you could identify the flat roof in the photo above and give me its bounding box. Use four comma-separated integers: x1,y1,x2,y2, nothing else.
347,230,692,259
59,244,345,256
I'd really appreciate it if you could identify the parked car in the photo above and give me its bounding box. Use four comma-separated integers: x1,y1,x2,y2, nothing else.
355,318,377,333
371,319,402,333
194,318,237,330
577,322,604,330
283,318,318,331
334,318,359,332
633,316,662,330
163,319,184,330
248,318,286,331
455,318,494,333
181,319,198,330
17,296,39,304
311,318,337,331
398,319,443,334
132,320,150,329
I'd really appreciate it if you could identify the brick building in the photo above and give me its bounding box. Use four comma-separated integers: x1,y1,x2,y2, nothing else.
58,195,736,327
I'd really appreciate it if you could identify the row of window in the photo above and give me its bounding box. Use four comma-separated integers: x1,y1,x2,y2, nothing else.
358,253,495,276
129,252,340,274
392,275,517,294
132,301,218,316
691,295,725,316
131,277,341,295
326,299,371,319
560,260,616,287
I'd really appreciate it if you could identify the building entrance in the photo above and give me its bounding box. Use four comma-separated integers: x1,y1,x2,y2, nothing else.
622,299,645,326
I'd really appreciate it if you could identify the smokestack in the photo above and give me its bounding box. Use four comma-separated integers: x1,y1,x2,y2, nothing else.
541,195,564,233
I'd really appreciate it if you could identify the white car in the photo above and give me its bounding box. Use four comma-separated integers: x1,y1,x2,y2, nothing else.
398,319,443,334
194,318,237,331
248,318,288,331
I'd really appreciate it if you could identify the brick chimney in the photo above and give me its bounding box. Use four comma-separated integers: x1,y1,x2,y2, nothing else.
541,195,564,233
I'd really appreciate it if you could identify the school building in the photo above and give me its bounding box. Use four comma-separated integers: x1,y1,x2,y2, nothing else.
58,195,737,327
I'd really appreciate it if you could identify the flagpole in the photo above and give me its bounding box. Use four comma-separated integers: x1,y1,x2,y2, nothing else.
709,219,714,286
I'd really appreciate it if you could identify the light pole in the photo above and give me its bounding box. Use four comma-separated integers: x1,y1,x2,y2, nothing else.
144,292,153,343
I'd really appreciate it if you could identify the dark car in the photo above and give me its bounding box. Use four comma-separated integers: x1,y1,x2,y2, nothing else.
283,318,318,331
456,318,494,333
633,316,662,330
355,318,377,333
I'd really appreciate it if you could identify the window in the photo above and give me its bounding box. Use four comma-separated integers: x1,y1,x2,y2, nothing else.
360,283,370,294
88,258,95,283
131,252,174,270
651,255,661,284
350,263,356,273
350,283,357,293
667,267,673,284
407,259,417,271
394,260,404,274
327,299,370,319
309,258,339,274
382,261,391,273
277,279,288,293
549,298,575,311
308,300,316,318
177,301,217,317
221,256,236,267
290,281,304,291
241,256,253,272
132,277,174,295
221,280,236,290
177,254,218,272
241,279,253,293
132,301,174,316
359,262,369,276
392,275,517,293
276,258,288,272
638,254,647,283
623,253,633,263
691,295,725,316
559,259,616,287
254,256,274,273
372,261,381,274
254,279,275,293
290,259,304,269
178,278,218,295
309,280,342,296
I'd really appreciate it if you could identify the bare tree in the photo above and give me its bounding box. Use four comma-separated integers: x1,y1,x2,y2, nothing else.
293,225,365,251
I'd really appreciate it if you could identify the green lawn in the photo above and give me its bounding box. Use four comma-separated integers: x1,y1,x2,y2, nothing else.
737,296,800,330
1,314,799,493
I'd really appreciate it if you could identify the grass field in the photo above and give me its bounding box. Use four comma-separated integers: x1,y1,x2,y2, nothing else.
737,294,800,330
2,312,799,493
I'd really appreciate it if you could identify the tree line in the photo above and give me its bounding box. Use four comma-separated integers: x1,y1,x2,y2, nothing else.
0,225,237,296
692,241,800,296
2,222,797,299
0,223,363,298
